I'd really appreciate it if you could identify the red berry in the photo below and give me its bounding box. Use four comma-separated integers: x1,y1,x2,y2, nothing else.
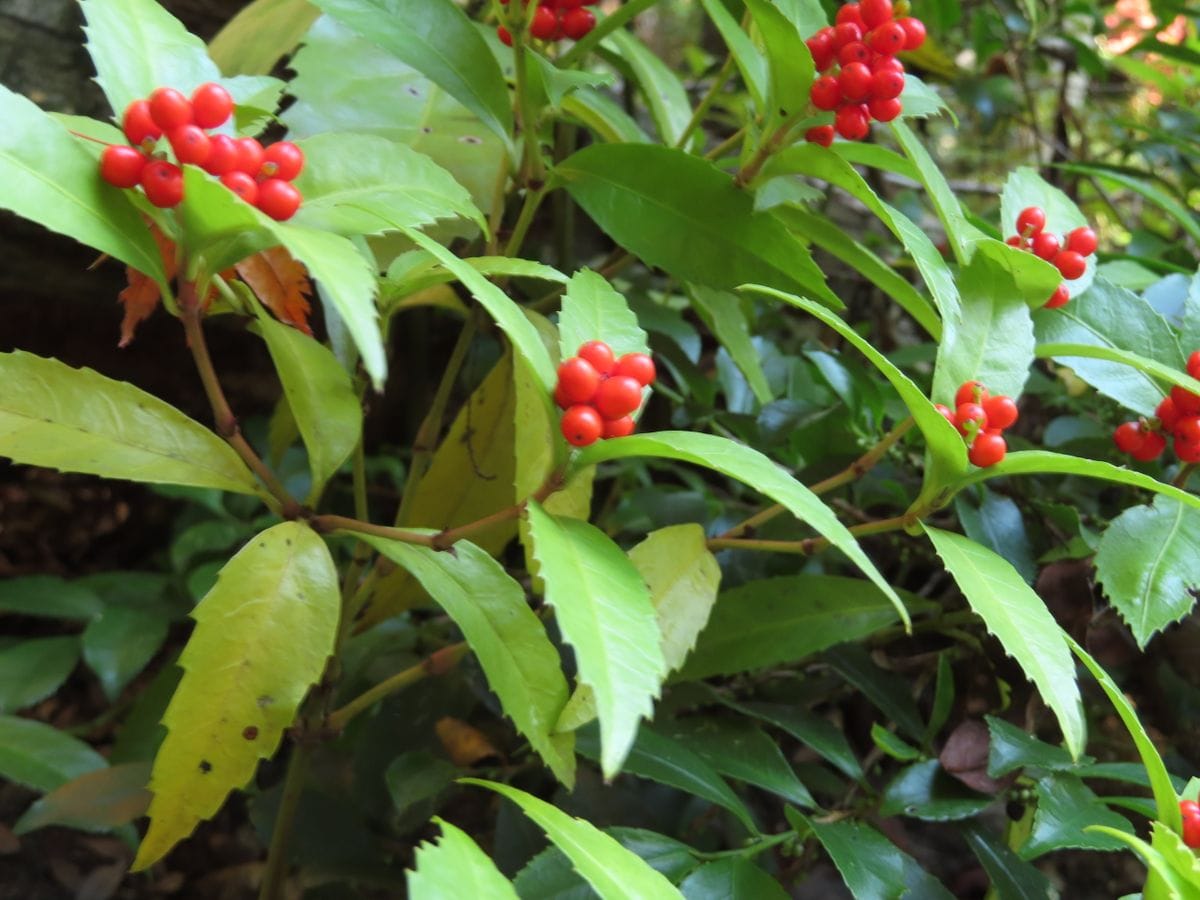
1176,435,1200,464
256,178,303,221
1006,235,1026,248
602,416,636,439
530,5,558,40
221,170,259,204
955,402,988,436
838,41,872,66
262,141,305,181
553,383,572,410
835,104,871,140
807,31,835,71
556,357,601,404
497,25,513,46
934,403,956,425
1065,226,1098,257
1182,800,1200,817
835,4,865,28
168,124,211,166
832,22,863,49
122,99,162,147
1113,421,1145,454
99,145,147,188
805,125,835,147
860,0,894,29
839,62,874,102
984,395,1019,431
561,405,603,447
1183,810,1200,849
1157,396,1181,431
577,341,616,375
898,16,926,50
1044,283,1070,308
614,352,656,386
872,69,905,101
148,87,192,130
140,160,184,208
1188,351,1200,380
810,75,843,111
868,21,907,55
1016,206,1046,237
1133,430,1166,462
1176,416,1200,443
191,82,234,129
1173,385,1200,416
594,375,644,419
1031,232,1060,261
955,381,989,406
561,7,594,39
871,55,905,73
1054,250,1088,281
969,432,1007,467
203,134,239,175
868,97,902,122
235,137,266,175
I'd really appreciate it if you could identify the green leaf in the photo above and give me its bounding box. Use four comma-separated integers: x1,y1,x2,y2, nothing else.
556,144,840,307
14,762,152,836
1095,497,1200,648
898,75,951,121
361,535,575,786
1034,277,1183,416
697,0,767,110
575,430,908,627
0,716,107,793
386,751,457,814
82,607,169,702
292,132,484,235
0,637,80,714
1092,824,1200,900
0,88,166,287
1020,772,1133,859
728,701,863,780
0,576,103,620
871,723,922,761
742,0,814,127
252,301,362,502
805,815,955,900
208,0,319,76
462,779,683,900
516,827,702,898
383,255,567,312
408,817,520,900
986,716,1080,777
923,527,1085,760
964,828,1055,900
678,574,909,680
604,29,692,145
1059,163,1200,246
527,52,614,112
526,502,666,777
561,88,652,144
688,287,773,405
1001,167,1096,301
0,350,265,497
679,858,790,900
311,0,513,150
558,270,649,362
826,644,925,741
879,758,992,821
133,522,339,871
575,724,757,833
956,487,1036,584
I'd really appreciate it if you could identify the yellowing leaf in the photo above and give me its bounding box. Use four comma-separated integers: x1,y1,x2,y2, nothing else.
235,246,313,334
132,522,339,870
117,224,176,348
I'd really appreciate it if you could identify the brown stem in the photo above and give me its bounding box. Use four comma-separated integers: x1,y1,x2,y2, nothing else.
708,513,915,555
325,643,468,732
310,514,436,547
733,115,802,188
1174,463,1196,490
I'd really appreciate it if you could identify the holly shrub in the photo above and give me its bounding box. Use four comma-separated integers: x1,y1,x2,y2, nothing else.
3,0,1200,896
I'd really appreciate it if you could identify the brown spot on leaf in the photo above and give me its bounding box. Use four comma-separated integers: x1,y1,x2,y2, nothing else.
199,760,212,773
243,726,259,740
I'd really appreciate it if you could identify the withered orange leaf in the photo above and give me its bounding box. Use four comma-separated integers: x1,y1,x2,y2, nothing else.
117,225,177,348
235,247,313,335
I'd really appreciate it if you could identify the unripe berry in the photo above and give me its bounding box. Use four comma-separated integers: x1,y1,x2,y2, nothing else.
868,97,902,122
556,357,601,404
1044,283,1070,308
141,160,184,208
984,395,1019,431
805,125,835,147
577,340,616,375
1054,250,1087,280
1016,206,1046,237
561,405,603,447
221,170,259,204
835,104,871,140
614,352,656,386
561,7,595,39
1065,226,1098,257
955,381,989,406
602,416,636,439
122,99,162,147
898,16,926,50
168,124,211,166
262,141,305,180
968,432,1007,467
594,375,644,419
860,0,894,29
839,62,874,102
203,134,239,175
148,87,192,130
810,75,843,111
99,145,147,188
256,178,303,221
1031,232,1060,261
191,82,234,129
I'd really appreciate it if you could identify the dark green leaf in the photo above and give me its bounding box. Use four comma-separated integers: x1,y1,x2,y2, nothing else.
986,716,1080,778
728,702,862,780
825,644,925,742
386,751,458,814
955,487,1036,584
0,715,107,793
0,576,102,620
742,0,813,126
880,759,992,821
688,287,773,405
697,0,767,109
82,608,169,702
805,815,955,900
679,857,789,900
964,828,1054,900
0,637,80,713
1020,773,1133,859
1059,163,1200,245
516,828,702,899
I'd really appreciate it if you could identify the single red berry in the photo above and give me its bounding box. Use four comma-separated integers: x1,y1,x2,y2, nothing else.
871,55,905,73
553,383,572,410
868,21,907,55
835,104,871,140
556,357,601,404
497,25,513,46
839,62,874,102
561,7,594,39
1065,226,1098,257
530,5,559,40
872,69,905,101
805,125,835,147
807,31,835,71
1016,206,1046,238
1031,232,1060,261
602,416,636,439
835,4,865,28
148,87,192,130
191,82,234,129
969,432,1007,467
578,340,616,375
1054,250,1088,281
1182,807,1200,848
99,145,147,188
203,134,239,175
1176,416,1200,443
1133,430,1166,461
868,97,902,122
1157,396,1181,431
168,124,211,166
955,380,989,406
955,402,988,436
898,16,926,50
594,375,644,419
1176,435,1200,464
810,75,843,111
140,160,184,208
1044,283,1070,308
221,170,259,204
1188,351,1200,380
934,403,956,425
262,141,305,181
1006,235,1026,248
561,405,603,447
838,41,872,66
614,352,656,386
860,0,894,29
1173,385,1200,416
1113,421,1145,455
235,137,266,175
122,99,162,147
256,178,303,221
1181,800,1200,820
832,22,864,49
984,395,1019,431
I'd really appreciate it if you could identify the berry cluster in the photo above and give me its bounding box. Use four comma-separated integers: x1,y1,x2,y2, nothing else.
935,381,1019,468
1006,206,1098,309
554,341,656,447
99,84,305,221
803,0,926,147
1113,351,1200,463
496,0,598,46
1181,800,1200,849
